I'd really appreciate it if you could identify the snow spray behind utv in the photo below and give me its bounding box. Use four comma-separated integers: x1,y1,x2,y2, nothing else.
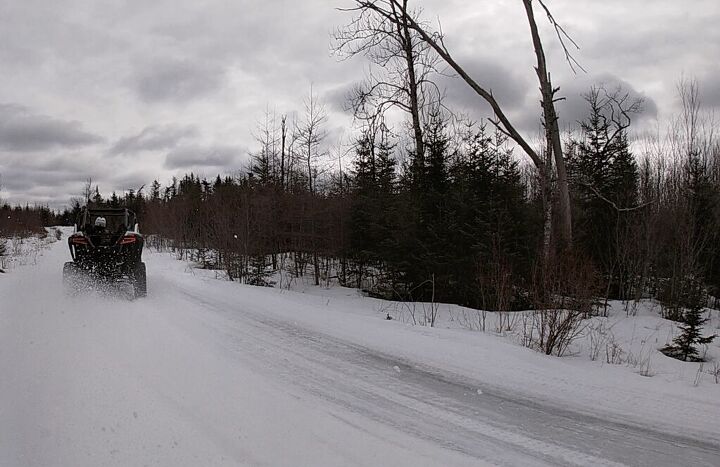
63,207,147,299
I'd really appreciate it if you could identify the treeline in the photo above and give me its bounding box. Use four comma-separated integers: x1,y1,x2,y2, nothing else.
154,117,541,310
67,83,720,318
0,204,54,236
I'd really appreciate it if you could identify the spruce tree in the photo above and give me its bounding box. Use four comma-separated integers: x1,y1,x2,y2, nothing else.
348,128,398,291
568,88,639,298
349,133,377,271
92,186,104,206
247,254,272,286
250,147,272,185
150,180,161,202
411,112,452,301
663,279,717,361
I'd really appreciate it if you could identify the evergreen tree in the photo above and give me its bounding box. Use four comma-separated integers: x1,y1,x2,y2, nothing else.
348,128,398,290
150,180,161,202
408,112,453,301
608,132,639,209
69,199,83,224
568,88,639,298
663,279,717,361
250,147,273,185
247,254,273,286
349,133,376,268
373,132,399,263
91,186,103,206
448,123,535,309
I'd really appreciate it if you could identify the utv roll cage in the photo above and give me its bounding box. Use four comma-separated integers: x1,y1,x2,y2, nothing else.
76,207,139,234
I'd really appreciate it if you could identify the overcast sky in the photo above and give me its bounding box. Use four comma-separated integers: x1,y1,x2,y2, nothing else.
1,0,718,209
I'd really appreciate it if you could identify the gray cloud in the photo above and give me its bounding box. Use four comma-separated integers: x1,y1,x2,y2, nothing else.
0,156,93,208
110,171,156,193
581,10,719,75
111,124,199,154
440,57,530,112
555,73,658,130
132,58,226,103
0,150,106,191
0,104,103,152
1,166,81,192
701,75,720,108
164,144,245,170
324,84,355,115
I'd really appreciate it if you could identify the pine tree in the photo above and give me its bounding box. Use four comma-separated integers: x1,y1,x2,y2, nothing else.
406,112,453,301
568,88,639,298
349,133,377,268
663,279,717,361
608,132,638,209
69,199,83,225
247,253,273,286
92,186,103,206
347,128,398,291
250,147,272,185
150,180,161,202
448,123,535,309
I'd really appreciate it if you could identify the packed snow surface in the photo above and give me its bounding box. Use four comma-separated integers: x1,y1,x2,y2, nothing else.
1,229,719,466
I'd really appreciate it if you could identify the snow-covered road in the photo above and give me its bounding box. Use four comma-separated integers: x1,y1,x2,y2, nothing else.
1,233,719,466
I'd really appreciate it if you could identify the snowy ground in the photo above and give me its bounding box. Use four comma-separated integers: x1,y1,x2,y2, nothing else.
1,228,719,466
0,228,62,272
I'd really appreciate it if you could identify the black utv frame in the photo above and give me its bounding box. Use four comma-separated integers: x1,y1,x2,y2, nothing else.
63,207,147,298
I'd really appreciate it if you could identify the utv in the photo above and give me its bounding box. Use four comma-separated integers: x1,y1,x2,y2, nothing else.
63,207,147,298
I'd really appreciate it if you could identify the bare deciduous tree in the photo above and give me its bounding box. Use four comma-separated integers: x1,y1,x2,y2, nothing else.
294,86,328,195
334,0,442,162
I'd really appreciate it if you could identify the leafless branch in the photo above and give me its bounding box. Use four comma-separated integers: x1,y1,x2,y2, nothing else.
536,0,586,74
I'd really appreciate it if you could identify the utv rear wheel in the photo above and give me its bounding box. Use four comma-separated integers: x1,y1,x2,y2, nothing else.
134,262,147,298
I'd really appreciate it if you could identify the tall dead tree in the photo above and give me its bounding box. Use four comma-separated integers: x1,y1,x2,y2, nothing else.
523,0,580,251
345,0,578,252
334,0,442,163
280,115,288,190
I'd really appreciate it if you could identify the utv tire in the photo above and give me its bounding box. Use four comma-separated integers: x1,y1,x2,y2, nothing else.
134,262,147,298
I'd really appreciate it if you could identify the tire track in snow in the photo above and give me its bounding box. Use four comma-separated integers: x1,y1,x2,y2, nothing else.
169,286,720,467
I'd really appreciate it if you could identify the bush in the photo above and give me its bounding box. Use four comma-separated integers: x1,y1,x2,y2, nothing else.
524,251,602,356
